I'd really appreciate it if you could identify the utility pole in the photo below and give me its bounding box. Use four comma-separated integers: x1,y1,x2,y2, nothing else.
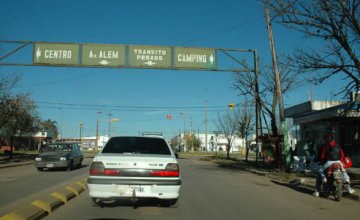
107,111,112,138
205,100,208,152
265,0,285,122
95,111,102,151
254,49,262,162
180,112,186,151
79,122,83,142
190,116,194,152
265,0,285,168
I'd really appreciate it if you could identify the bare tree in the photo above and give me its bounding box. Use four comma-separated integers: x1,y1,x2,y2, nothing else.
215,110,240,159
269,0,360,96
233,59,300,165
233,60,300,136
236,101,255,161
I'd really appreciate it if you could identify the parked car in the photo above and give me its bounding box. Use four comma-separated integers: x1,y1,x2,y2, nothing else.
34,142,83,171
87,136,181,207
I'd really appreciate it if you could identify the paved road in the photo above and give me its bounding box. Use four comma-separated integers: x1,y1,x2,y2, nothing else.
45,157,360,220
0,158,92,216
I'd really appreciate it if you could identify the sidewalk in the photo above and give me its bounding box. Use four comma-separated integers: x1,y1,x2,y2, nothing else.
197,155,360,202
0,153,36,169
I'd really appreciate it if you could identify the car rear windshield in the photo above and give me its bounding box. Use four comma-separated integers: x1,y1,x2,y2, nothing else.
42,144,71,152
102,137,171,155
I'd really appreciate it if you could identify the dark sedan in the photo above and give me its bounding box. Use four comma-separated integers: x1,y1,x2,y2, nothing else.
34,142,83,171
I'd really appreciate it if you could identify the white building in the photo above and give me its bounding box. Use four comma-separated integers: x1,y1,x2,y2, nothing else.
179,133,246,153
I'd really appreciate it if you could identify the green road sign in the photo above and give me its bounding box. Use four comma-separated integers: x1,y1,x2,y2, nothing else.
174,47,216,70
82,44,126,67
129,45,171,68
33,43,79,65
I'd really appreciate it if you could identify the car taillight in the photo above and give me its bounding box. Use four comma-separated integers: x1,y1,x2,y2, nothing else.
89,162,120,176
150,163,179,177
90,162,105,175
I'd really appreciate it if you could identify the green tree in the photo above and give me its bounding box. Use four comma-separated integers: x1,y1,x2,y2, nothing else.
0,75,39,158
185,134,202,151
40,119,59,140
1,93,39,158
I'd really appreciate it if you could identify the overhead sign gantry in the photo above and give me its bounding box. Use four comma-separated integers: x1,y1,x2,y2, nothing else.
0,40,254,73
0,40,262,157
32,42,217,70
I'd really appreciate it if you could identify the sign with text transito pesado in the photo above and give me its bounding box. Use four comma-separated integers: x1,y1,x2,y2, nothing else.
174,47,216,70
128,45,172,68
33,43,79,65
82,44,126,67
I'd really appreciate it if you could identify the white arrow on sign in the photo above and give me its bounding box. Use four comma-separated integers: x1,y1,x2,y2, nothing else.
144,61,157,66
209,54,214,65
99,60,111,65
36,47,42,60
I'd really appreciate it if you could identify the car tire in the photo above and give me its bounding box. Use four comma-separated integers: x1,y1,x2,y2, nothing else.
78,158,83,168
162,199,179,208
66,160,73,171
37,167,43,171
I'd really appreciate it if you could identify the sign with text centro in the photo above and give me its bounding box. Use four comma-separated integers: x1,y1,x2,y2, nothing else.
174,47,216,70
82,44,126,67
129,45,171,68
33,43,79,65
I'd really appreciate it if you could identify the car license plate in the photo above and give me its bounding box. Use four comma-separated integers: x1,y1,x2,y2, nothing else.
333,171,342,179
46,164,54,168
129,186,144,193
116,185,144,195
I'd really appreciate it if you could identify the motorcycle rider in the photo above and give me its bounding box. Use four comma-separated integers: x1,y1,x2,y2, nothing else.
314,135,355,197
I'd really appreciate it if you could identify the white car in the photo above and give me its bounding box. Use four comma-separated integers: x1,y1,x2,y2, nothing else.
87,136,181,207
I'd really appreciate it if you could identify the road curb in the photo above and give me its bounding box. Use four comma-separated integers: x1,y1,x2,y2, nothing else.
0,178,87,220
0,162,34,169
294,178,360,202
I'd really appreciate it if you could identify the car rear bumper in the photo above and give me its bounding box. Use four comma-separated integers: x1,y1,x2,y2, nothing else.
87,177,181,199
35,161,69,168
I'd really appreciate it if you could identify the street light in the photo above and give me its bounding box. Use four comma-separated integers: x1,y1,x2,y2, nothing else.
228,103,235,110
107,111,119,138
95,111,102,151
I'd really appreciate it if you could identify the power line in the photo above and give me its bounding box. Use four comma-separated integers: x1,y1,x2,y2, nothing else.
36,101,228,111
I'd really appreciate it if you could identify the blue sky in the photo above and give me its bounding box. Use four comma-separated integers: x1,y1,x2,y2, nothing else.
0,0,347,139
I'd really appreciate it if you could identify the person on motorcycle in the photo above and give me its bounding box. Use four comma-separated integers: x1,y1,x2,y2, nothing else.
313,136,355,197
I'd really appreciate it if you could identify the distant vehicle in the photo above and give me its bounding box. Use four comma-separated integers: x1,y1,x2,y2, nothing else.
87,136,181,207
34,142,83,171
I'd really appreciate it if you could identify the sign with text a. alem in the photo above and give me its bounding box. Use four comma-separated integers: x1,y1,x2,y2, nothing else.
33,43,79,65
81,44,126,67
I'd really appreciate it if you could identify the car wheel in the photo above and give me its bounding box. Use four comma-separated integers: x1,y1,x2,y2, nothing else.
162,199,179,208
66,160,73,171
78,158,83,168
37,167,43,171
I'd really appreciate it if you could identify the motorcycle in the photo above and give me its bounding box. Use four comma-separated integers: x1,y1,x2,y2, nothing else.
322,162,344,201
322,156,353,202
